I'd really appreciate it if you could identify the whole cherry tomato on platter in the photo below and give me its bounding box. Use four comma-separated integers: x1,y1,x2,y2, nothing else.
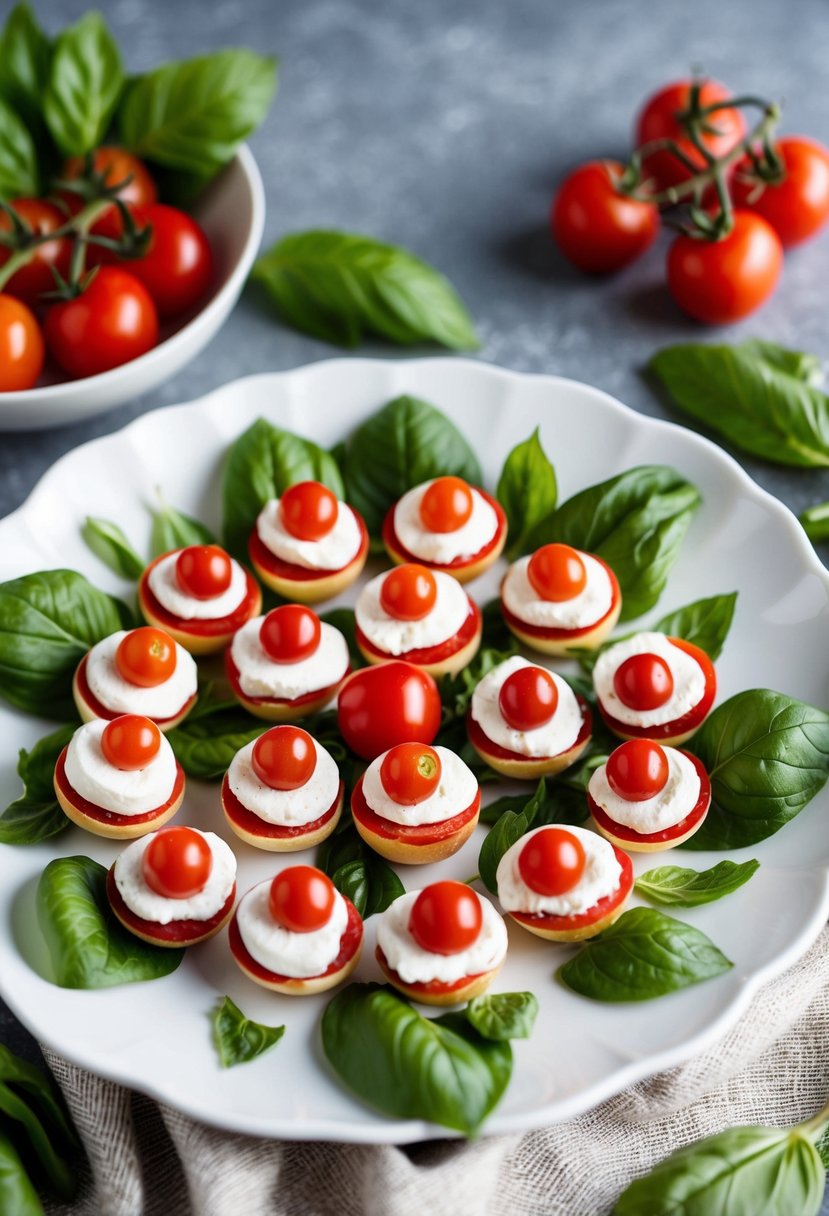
337,661,442,760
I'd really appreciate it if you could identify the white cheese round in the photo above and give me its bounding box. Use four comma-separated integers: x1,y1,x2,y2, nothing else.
230,618,349,700
113,830,236,924
593,632,706,728
236,879,349,977
255,498,362,571
228,737,341,827
362,745,478,826
470,654,584,758
496,824,623,917
355,569,472,654
376,889,507,985
393,480,498,564
64,719,178,817
84,630,198,719
147,550,249,621
588,747,701,833
501,552,614,629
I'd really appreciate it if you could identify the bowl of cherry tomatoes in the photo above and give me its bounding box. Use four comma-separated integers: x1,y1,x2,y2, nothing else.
0,144,265,431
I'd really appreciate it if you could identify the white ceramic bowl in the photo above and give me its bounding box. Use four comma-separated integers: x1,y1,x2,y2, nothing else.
0,145,265,432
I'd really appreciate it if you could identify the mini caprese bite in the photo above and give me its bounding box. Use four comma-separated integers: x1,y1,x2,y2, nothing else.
382,476,507,584
54,715,185,839
496,825,633,942
221,725,344,851
467,655,592,779
354,564,482,676
226,604,350,720
592,632,717,744
501,542,621,655
106,826,237,947
375,881,508,1006
351,742,481,864
72,626,198,730
587,739,711,851
138,543,262,656
248,480,369,603
229,865,363,995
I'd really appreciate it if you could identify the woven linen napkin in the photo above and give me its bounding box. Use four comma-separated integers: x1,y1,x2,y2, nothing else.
39,921,829,1216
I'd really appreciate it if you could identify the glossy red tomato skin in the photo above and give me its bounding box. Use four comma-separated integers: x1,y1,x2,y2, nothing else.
259,604,321,663
337,662,442,761
280,481,338,541
527,543,587,602
732,137,829,247
142,826,212,899
498,666,558,731
44,267,158,378
0,200,71,304
420,477,474,533
380,742,442,804
635,80,746,192
667,210,783,325
175,545,233,599
0,295,44,391
613,653,674,711
380,564,438,621
269,865,336,933
551,160,659,274
252,726,317,791
115,626,177,687
126,203,213,318
408,881,483,955
606,739,669,802
518,827,586,896
101,714,161,771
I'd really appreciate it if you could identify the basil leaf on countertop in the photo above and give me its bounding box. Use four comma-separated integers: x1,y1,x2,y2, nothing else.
0,1127,42,1216
558,908,732,1002
118,49,277,177
739,338,823,385
222,416,345,561
168,705,266,782
316,808,403,917
150,502,215,557
0,3,52,133
321,984,513,1135
0,569,134,719
252,230,478,351
635,859,759,907
527,466,701,622
81,517,145,581
0,97,40,199
684,689,829,849
496,428,557,559
576,592,737,674
343,395,482,539
465,992,539,1041
211,996,285,1068
0,725,74,845
43,11,123,156
800,500,829,544
36,856,183,989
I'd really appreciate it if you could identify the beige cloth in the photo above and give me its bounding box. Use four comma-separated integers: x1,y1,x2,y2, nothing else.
43,924,829,1216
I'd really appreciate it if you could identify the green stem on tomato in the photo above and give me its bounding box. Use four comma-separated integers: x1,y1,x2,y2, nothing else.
0,198,111,293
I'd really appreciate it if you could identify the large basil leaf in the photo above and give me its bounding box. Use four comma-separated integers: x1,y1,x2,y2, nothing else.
614,1124,824,1216
0,1081,75,1200
0,569,133,719
118,50,277,176
738,338,823,385
222,416,345,560
497,428,557,559
211,996,285,1068
685,690,829,849
167,705,266,781
343,395,482,539
0,1128,41,1216
43,12,123,156
0,3,51,132
800,500,829,544
576,592,737,674
465,992,539,1041
0,97,39,199
0,1045,78,1155
0,725,75,845
252,231,478,350
558,908,732,1001
316,808,403,917
527,466,701,622
635,859,759,908
321,984,513,1135
36,856,183,988
81,517,145,581
150,502,214,557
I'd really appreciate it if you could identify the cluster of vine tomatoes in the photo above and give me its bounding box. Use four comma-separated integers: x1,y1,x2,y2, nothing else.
0,147,213,392
551,78,829,324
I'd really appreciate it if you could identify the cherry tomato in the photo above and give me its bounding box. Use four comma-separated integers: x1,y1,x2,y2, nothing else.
280,481,338,541
252,726,317,791
635,80,746,193
408,882,482,955
419,477,473,533
528,543,587,602
380,742,441,804
518,827,586,896
115,626,177,687
269,865,335,933
0,295,43,391
175,545,233,600
337,661,441,761
259,604,321,664
551,160,659,274
732,136,829,248
0,199,71,305
101,714,161,771
142,826,212,899
62,147,158,246
666,210,783,324
498,665,558,731
43,267,158,379
606,739,669,802
380,564,438,621
614,653,674,711
127,203,213,318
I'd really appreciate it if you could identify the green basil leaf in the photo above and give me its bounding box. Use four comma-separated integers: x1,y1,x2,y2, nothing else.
614,1124,825,1216
150,503,214,557
477,776,590,884
0,569,134,719
211,996,285,1068
0,1127,42,1216
0,1080,75,1200
497,428,557,559
43,12,123,156
0,2,51,135
815,1123,829,1170
81,517,145,581
738,338,823,385
558,908,732,1001
440,644,518,721
344,395,482,539
433,714,502,785
321,983,513,1135
635,859,760,907
0,97,39,199
479,791,531,826
653,592,737,661
331,858,405,918
118,49,276,177
168,708,267,781
685,689,829,849
479,599,513,651
0,1044,79,1154
800,501,829,544
478,807,531,895
252,230,478,351
465,992,539,1041
0,725,75,845
649,341,829,468
528,466,701,622
36,855,183,989
319,607,365,670
222,416,345,561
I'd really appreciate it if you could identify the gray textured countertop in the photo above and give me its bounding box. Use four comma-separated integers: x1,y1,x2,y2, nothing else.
2,0,828,1201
